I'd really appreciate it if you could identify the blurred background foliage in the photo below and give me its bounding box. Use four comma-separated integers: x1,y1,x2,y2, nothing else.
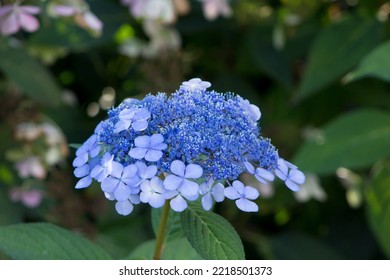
1,0,390,260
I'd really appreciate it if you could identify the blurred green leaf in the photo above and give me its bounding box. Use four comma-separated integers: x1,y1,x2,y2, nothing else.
294,109,390,174
0,223,112,259
0,190,22,226
365,163,390,258
127,238,202,260
151,207,184,242
0,47,62,106
180,203,245,260
347,40,390,83
297,18,383,100
268,231,343,259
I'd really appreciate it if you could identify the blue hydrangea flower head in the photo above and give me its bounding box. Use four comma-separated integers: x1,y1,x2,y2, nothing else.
73,78,305,215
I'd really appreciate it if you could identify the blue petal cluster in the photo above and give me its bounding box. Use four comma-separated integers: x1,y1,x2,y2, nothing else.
73,78,305,215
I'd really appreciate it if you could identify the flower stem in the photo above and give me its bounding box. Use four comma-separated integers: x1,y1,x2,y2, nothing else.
153,199,171,260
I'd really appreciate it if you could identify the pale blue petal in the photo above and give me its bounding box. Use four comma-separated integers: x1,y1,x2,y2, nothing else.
123,176,141,188
72,153,88,167
74,164,90,178
101,177,119,193
134,135,150,148
153,143,167,150
244,186,259,200
277,159,289,176
140,179,152,193
236,198,258,212
119,108,136,120
285,179,300,192
289,169,305,184
113,120,130,133
149,193,166,208
129,194,140,204
114,181,131,201
224,186,240,200
255,168,274,182
122,164,138,178
199,181,209,195
142,165,157,179
185,164,203,179
170,195,188,212
145,150,163,162
104,192,115,201
284,159,298,170
75,144,88,157
115,200,133,216
170,160,185,177
243,161,255,174
150,177,164,193
180,179,199,198
164,174,183,190
75,176,92,189
132,120,148,131
90,165,105,182
150,134,164,146
129,147,147,159
134,108,151,120
110,161,124,178
275,169,287,181
232,180,245,194
140,191,150,203
89,144,100,158
211,183,225,202
201,193,213,211
164,190,178,199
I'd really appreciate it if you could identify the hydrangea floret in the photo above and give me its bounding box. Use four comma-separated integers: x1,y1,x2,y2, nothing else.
73,78,305,215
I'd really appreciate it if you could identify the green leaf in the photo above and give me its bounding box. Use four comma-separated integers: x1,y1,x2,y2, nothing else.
180,203,245,260
127,238,202,260
293,109,390,175
347,40,390,83
151,207,184,242
365,163,390,258
297,18,383,100
0,47,62,106
0,223,112,260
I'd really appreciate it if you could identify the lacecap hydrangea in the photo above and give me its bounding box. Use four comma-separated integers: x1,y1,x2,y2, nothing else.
72,78,305,215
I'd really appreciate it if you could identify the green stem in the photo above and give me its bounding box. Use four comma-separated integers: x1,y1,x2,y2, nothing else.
153,199,171,260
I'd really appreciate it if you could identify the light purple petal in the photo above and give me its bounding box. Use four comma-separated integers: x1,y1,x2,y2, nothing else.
211,183,225,202
201,193,213,211
179,179,199,198
129,147,147,159
244,186,259,200
129,194,140,204
104,192,115,201
164,190,178,199
114,181,131,201
275,169,287,181
185,164,203,179
255,168,274,182
164,174,183,190
224,186,240,200
72,154,88,167
134,135,150,148
170,195,187,212
19,13,40,33
83,11,103,32
150,177,164,193
75,176,92,189
236,198,258,212
144,150,163,162
110,161,124,178
134,108,151,120
89,144,100,158
277,159,289,175
141,165,157,179
101,177,119,193
170,160,185,177
74,164,90,178
90,165,104,181
153,143,167,150
1,13,19,35
122,164,138,178
132,120,148,131
19,6,41,14
52,5,77,16
119,108,136,120
115,200,133,216
199,181,209,195
289,169,305,184
0,5,12,17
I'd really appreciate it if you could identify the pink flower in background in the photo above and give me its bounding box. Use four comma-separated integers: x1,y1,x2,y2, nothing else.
199,0,232,21
15,156,46,179
0,3,41,35
9,188,44,208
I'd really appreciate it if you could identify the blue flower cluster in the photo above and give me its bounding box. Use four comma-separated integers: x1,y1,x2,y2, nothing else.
73,78,305,215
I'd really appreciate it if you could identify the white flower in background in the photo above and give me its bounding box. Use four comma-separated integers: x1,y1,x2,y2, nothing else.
198,0,232,21
121,0,176,23
294,174,327,203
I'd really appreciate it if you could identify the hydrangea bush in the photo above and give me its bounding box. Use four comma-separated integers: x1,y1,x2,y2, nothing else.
73,78,305,216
